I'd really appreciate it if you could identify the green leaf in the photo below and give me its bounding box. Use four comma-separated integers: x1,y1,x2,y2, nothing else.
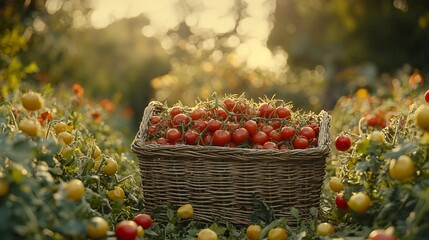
290,207,300,219
165,222,175,234
385,141,418,160
167,207,175,221
209,223,226,235
309,207,319,218
356,160,369,172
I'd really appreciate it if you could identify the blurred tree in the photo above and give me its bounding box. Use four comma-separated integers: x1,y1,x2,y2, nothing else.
268,0,429,73
26,16,171,128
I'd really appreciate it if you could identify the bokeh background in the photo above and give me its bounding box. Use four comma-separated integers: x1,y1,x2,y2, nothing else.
2,0,429,133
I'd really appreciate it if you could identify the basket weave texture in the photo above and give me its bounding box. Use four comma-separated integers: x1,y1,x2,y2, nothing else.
131,101,331,225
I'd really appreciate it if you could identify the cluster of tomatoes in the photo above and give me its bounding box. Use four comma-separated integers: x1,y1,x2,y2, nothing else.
145,97,321,150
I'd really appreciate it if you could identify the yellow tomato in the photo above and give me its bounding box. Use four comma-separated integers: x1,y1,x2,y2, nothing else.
64,179,85,201
18,118,41,137
177,203,194,220
197,228,218,240
246,224,261,240
348,192,371,214
21,91,45,111
61,146,75,159
54,122,68,134
316,223,335,236
0,179,10,197
137,226,145,237
107,186,125,202
329,177,344,192
103,157,118,176
92,145,102,159
369,131,385,143
389,155,414,181
57,131,74,145
415,105,429,131
87,216,109,239
268,227,287,240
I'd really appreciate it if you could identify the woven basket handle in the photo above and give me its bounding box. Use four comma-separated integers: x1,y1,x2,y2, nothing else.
317,110,332,152
134,101,165,147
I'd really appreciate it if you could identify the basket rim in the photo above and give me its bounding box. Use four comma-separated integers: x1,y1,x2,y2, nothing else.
131,100,332,157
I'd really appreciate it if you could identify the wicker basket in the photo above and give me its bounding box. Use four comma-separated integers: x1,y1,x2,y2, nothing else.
131,101,331,225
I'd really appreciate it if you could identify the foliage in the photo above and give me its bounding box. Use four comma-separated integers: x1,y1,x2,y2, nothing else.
0,85,144,239
326,71,429,239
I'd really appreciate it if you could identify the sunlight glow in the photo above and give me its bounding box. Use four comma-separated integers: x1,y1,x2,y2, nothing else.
90,0,282,71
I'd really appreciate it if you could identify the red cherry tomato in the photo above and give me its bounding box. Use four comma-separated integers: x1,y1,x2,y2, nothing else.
147,125,158,135
243,120,258,136
308,122,320,135
150,116,161,125
155,137,169,145
166,128,182,143
227,122,239,133
133,213,153,229
216,108,228,121
366,114,378,127
223,98,236,111
232,128,250,144
299,126,316,140
184,130,200,145
212,130,231,146
252,131,269,145
208,119,222,132
261,125,274,135
425,90,429,103
190,108,206,120
280,126,296,141
275,106,291,119
271,120,282,130
269,130,282,142
259,103,275,118
172,113,190,126
335,134,352,151
115,220,138,240
193,120,208,132
293,137,309,149
263,141,278,149
203,134,213,145
335,194,348,210
169,106,183,117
